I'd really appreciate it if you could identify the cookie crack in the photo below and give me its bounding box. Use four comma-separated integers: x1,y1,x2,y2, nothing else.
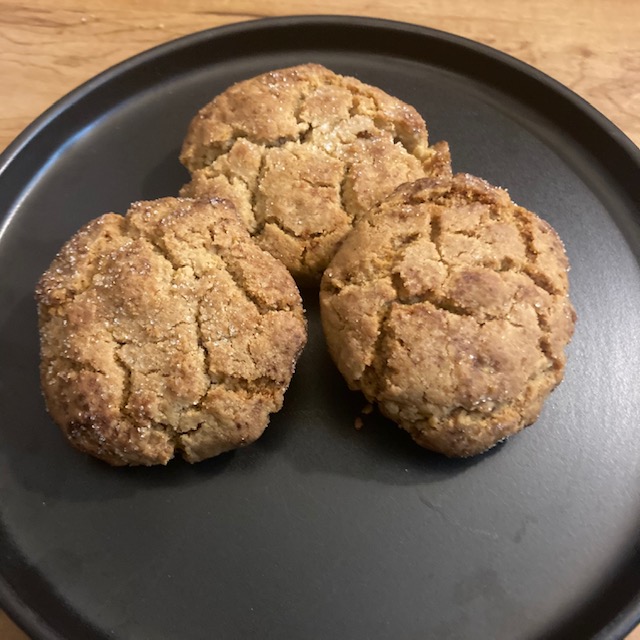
429,211,449,274
532,303,560,371
522,267,561,296
255,146,348,240
263,216,335,240
293,86,313,138
189,300,214,414
48,354,106,377
392,283,476,318
298,174,336,190
511,208,561,297
347,91,361,119
361,226,424,393
252,150,269,235
223,374,280,396
504,298,527,329
195,299,211,373
202,133,308,168
327,268,393,294
133,229,181,275
338,164,350,222
505,292,558,374
189,371,280,416
299,242,311,272
360,298,395,396
367,94,415,152
113,345,133,417
207,229,273,315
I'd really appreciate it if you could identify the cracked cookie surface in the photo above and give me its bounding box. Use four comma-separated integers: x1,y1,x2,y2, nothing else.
179,63,452,283
320,174,576,457
36,197,307,466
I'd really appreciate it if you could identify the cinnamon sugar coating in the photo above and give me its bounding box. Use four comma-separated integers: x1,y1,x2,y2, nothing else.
36,197,306,466
180,63,451,283
320,174,576,457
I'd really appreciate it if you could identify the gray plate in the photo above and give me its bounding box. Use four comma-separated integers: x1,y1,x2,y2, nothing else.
0,15,639,640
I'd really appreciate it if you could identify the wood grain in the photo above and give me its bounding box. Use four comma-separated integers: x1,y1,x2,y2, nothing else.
1,0,639,153
0,1,638,638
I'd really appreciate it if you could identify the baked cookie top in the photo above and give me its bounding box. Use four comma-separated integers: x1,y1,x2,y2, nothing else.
180,63,451,283
320,174,576,457
36,197,307,466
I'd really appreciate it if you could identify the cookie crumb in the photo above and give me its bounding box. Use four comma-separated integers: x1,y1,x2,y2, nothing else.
354,416,364,431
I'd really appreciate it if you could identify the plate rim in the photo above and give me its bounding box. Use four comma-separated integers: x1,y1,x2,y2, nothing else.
1,15,638,182
0,14,639,640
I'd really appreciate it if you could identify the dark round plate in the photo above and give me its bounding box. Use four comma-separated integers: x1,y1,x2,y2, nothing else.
1,15,639,640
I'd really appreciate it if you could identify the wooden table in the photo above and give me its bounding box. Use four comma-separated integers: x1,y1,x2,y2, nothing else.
1,1,638,638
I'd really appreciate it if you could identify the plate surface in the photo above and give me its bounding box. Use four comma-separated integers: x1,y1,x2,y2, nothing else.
1,16,639,640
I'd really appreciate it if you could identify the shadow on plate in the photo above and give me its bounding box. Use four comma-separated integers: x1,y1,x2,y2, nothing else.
139,146,190,202
0,294,252,504
0,243,502,506
266,287,506,486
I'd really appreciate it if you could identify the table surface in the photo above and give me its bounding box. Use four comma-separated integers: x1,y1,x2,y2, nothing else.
1,1,638,638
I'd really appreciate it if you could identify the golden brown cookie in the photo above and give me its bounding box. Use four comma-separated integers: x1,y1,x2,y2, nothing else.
180,63,451,283
320,174,576,457
36,197,307,466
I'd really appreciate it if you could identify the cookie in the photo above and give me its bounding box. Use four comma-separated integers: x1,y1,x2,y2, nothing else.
36,197,307,466
179,63,451,283
320,174,576,457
